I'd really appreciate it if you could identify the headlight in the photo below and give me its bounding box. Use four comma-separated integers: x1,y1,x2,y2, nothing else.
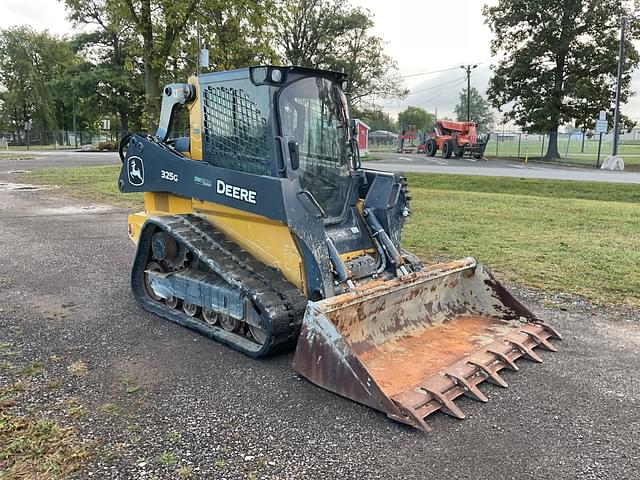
270,69,283,83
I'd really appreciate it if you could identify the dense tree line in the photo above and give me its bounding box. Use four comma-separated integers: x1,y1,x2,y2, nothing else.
2,0,639,154
0,0,406,135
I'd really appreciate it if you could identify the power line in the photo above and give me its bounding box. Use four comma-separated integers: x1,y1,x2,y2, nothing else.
419,78,467,105
407,77,467,96
401,66,462,79
400,62,489,79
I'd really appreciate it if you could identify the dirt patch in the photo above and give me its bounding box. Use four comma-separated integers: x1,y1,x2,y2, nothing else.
32,296,79,321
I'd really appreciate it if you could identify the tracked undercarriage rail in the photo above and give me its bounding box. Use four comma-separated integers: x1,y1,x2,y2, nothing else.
132,215,308,357
293,258,561,432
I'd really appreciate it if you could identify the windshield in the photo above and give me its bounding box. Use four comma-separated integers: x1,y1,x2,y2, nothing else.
278,77,351,218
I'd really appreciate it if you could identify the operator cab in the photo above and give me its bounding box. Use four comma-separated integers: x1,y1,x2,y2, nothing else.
156,66,358,223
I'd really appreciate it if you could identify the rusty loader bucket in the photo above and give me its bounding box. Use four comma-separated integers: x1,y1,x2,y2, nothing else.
293,257,561,432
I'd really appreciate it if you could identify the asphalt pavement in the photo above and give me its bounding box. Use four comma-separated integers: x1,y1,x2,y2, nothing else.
4,149,640,184
368,151,640,184
1,150,120,171
0,168,639,479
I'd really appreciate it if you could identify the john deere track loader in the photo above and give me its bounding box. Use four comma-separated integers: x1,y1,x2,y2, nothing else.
118,65,560,432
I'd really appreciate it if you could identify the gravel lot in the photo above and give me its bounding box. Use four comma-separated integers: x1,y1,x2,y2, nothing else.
1,174,639,479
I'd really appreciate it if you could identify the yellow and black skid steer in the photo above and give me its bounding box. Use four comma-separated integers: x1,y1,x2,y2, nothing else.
118,65,560,432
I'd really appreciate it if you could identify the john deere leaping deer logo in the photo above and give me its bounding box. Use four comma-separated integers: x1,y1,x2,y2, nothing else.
127,156,144,186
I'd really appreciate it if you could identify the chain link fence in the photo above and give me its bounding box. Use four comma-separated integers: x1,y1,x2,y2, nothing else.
484,131,640,169
4,129,640,170
0,130,126,150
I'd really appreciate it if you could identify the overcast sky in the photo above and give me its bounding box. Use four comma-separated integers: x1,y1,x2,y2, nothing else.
3,0,640,125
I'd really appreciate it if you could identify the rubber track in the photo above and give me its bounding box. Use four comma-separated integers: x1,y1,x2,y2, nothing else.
139,214,308,356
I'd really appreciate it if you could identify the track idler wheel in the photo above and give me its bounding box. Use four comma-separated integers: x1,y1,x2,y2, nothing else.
182,302,201,317
144,262,163,301
165,296,180,309
219,314,240,332
249,324,268,345
202,309,218,325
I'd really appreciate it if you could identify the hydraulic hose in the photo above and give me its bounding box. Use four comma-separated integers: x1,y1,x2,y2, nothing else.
326,237,351,283
364,208,404,267
118,133,133,163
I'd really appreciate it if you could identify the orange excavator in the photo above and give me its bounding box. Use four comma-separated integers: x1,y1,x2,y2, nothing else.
425,120,489,159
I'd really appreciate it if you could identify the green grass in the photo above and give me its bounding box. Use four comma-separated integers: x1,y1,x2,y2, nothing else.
120,377,141,395
404,173,640,306
0,372,91,479
0,412,91,478
21,361,44,377
484,136,640,169
157,451,178,466
22,165,143,208
21,165,640,307
0,152,37,160
372,137,640,170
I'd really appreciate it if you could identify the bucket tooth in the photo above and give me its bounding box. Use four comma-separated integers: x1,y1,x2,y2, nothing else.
506,338,544,363
419,387,466,419
467,360,508,387
394,402,433,433
486,348,519,371
520,329,557,352
537,322,563,341
446,373,488,402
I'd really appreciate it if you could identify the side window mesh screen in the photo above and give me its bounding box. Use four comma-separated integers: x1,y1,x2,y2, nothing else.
202,85,271,175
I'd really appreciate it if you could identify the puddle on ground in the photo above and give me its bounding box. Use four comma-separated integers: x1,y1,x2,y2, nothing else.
34,205,116,215
0,182,47,191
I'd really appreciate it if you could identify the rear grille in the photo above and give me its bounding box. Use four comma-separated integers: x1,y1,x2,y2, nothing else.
202,85,271,175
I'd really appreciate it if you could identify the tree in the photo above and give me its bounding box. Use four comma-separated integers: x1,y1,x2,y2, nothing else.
195,0,278,72
484,0,639,160
65,0,145,133
0,27,77,138
397,106,435,133
64,0,278,132
453,87,495,132
275,0,407,106
163,0,277,82
351,106,397,131
107,0,199,130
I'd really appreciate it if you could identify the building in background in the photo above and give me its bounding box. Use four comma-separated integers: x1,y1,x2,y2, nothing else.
354,119,370,156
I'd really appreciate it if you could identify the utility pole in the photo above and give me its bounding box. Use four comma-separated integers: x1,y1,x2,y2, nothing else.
460,65,477,122
612,17,627,157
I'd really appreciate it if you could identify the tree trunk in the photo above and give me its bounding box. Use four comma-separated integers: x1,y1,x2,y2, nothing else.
581,128,586,153
144,63,161,133
544,131,561,160
121,113,130,136
118,105,130,136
